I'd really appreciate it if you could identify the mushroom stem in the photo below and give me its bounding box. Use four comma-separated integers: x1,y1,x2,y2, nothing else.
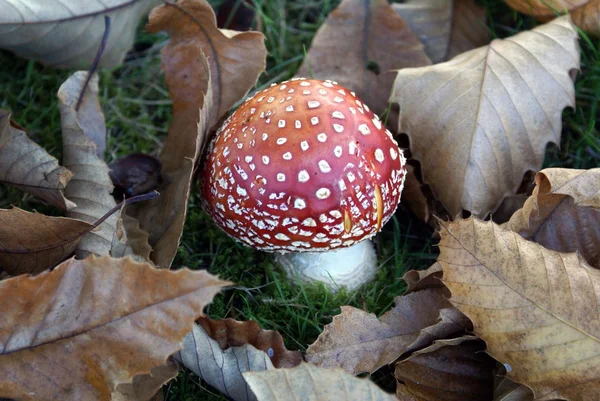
274,241,377,291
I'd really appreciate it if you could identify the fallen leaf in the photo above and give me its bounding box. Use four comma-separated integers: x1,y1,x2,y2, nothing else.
0,255,228,401
392,16,579,218
402,165,432,223
243,363,397,401
493,376,534,401
296,0,431,116
407,308,472,353
438,217,600,400
505,168,600,268
175,323,274,401
198,317,302,368
393,0,489,63
112,358,180,401
109,153,162,198
402,262,444,294
305,289,454,375
59,71,137,259
0,110,74,210
147,0,267,127
395,336,496,401
0,207,92,275
0,0,161,68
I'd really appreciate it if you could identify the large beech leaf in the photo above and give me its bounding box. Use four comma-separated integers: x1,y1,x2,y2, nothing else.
0,110,74,210
395,336,496,401
243,363,397,401
0,0,160,68
0,207,92,275
296,0,431,116
392,16,579,218
176,323,274,401
506,168,600,268
305,289,460,375
438,217,600,400
0,255,228,401
392,0,489,63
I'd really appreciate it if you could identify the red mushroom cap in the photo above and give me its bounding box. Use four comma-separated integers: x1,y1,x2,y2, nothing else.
200,78,407,252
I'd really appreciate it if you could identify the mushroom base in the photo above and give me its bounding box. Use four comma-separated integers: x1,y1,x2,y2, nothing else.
274,241,377,291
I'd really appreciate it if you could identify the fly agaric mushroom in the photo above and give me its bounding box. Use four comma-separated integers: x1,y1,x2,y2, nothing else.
201,78,406,290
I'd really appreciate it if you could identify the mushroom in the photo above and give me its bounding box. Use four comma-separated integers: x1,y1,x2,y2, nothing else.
200,78,407,291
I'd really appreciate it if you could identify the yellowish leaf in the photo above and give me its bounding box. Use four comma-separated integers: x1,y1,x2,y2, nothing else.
392,16,579,218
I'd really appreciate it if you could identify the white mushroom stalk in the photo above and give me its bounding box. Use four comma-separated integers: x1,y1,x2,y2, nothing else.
200,78,407,291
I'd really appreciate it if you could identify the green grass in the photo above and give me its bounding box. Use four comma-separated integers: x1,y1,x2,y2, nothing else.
0,0,598,400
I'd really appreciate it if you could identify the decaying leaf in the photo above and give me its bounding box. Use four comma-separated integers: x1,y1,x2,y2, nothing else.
243,363,397,401
305,289,455,375
392,16,579,219
0,0,161,68
198,317,302,368
0,207,92,275
112,358,180,401
393,0,489,63
0,255,228,401
147,0,267,125
395,336,496,401
109,153,162,198
296,0,431,115
506,168,600,268
439,217,600,400
176,323,274,401
59,72,137,260
0,110,74,210
402,262,444,294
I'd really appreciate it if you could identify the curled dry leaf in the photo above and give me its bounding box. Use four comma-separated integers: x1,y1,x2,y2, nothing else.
439,217,600,400
59,72,138,259
198,317,302,368
407,308,472,353
505,168,600,268
0,0,160,68
493,375,534,401
395,336,496,401
393,16,580,219
296,0,431,116
176,323,274,401
0,110,74,210
0,207,91,275
393,0,489,63
109,153,162,198
402,165,431,223
243,363,397,401
112,358,180,401
0,255,228,401
305,289,457,375
402,262,444,294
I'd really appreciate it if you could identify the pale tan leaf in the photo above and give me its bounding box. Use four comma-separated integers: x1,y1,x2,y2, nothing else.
296,0,431,116
305,289,454,375
0,110,74,210
506,168,600,268
147,0,267,127
59,71,137,259
198,317,302,369
395,336,496,401
0,255,229,401
176,323,274,401
393,0,489,63
392,16,580,218
402,263,444,294
438,217,600,400
0,0,161,68
243,363,397,401
0,207,92,275
112,358,180,401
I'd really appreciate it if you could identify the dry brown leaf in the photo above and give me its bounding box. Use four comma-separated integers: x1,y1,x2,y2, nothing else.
112,358,180,401
407,308,472,353
198,317,302,368
395,336,496,401
296,0,431,116
147,0,267,128
243,363,397,401
176,323,274,401
392,16,579,219
493,376,534,401
59,72,139,259
305,289,455,375
393,0,489,63
0,207,92,275
402,165,432,223
438,217,600,400
0,0,161,68
402,263,444,294
505,168,600,268
0,255,228,401
0,110,74,210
